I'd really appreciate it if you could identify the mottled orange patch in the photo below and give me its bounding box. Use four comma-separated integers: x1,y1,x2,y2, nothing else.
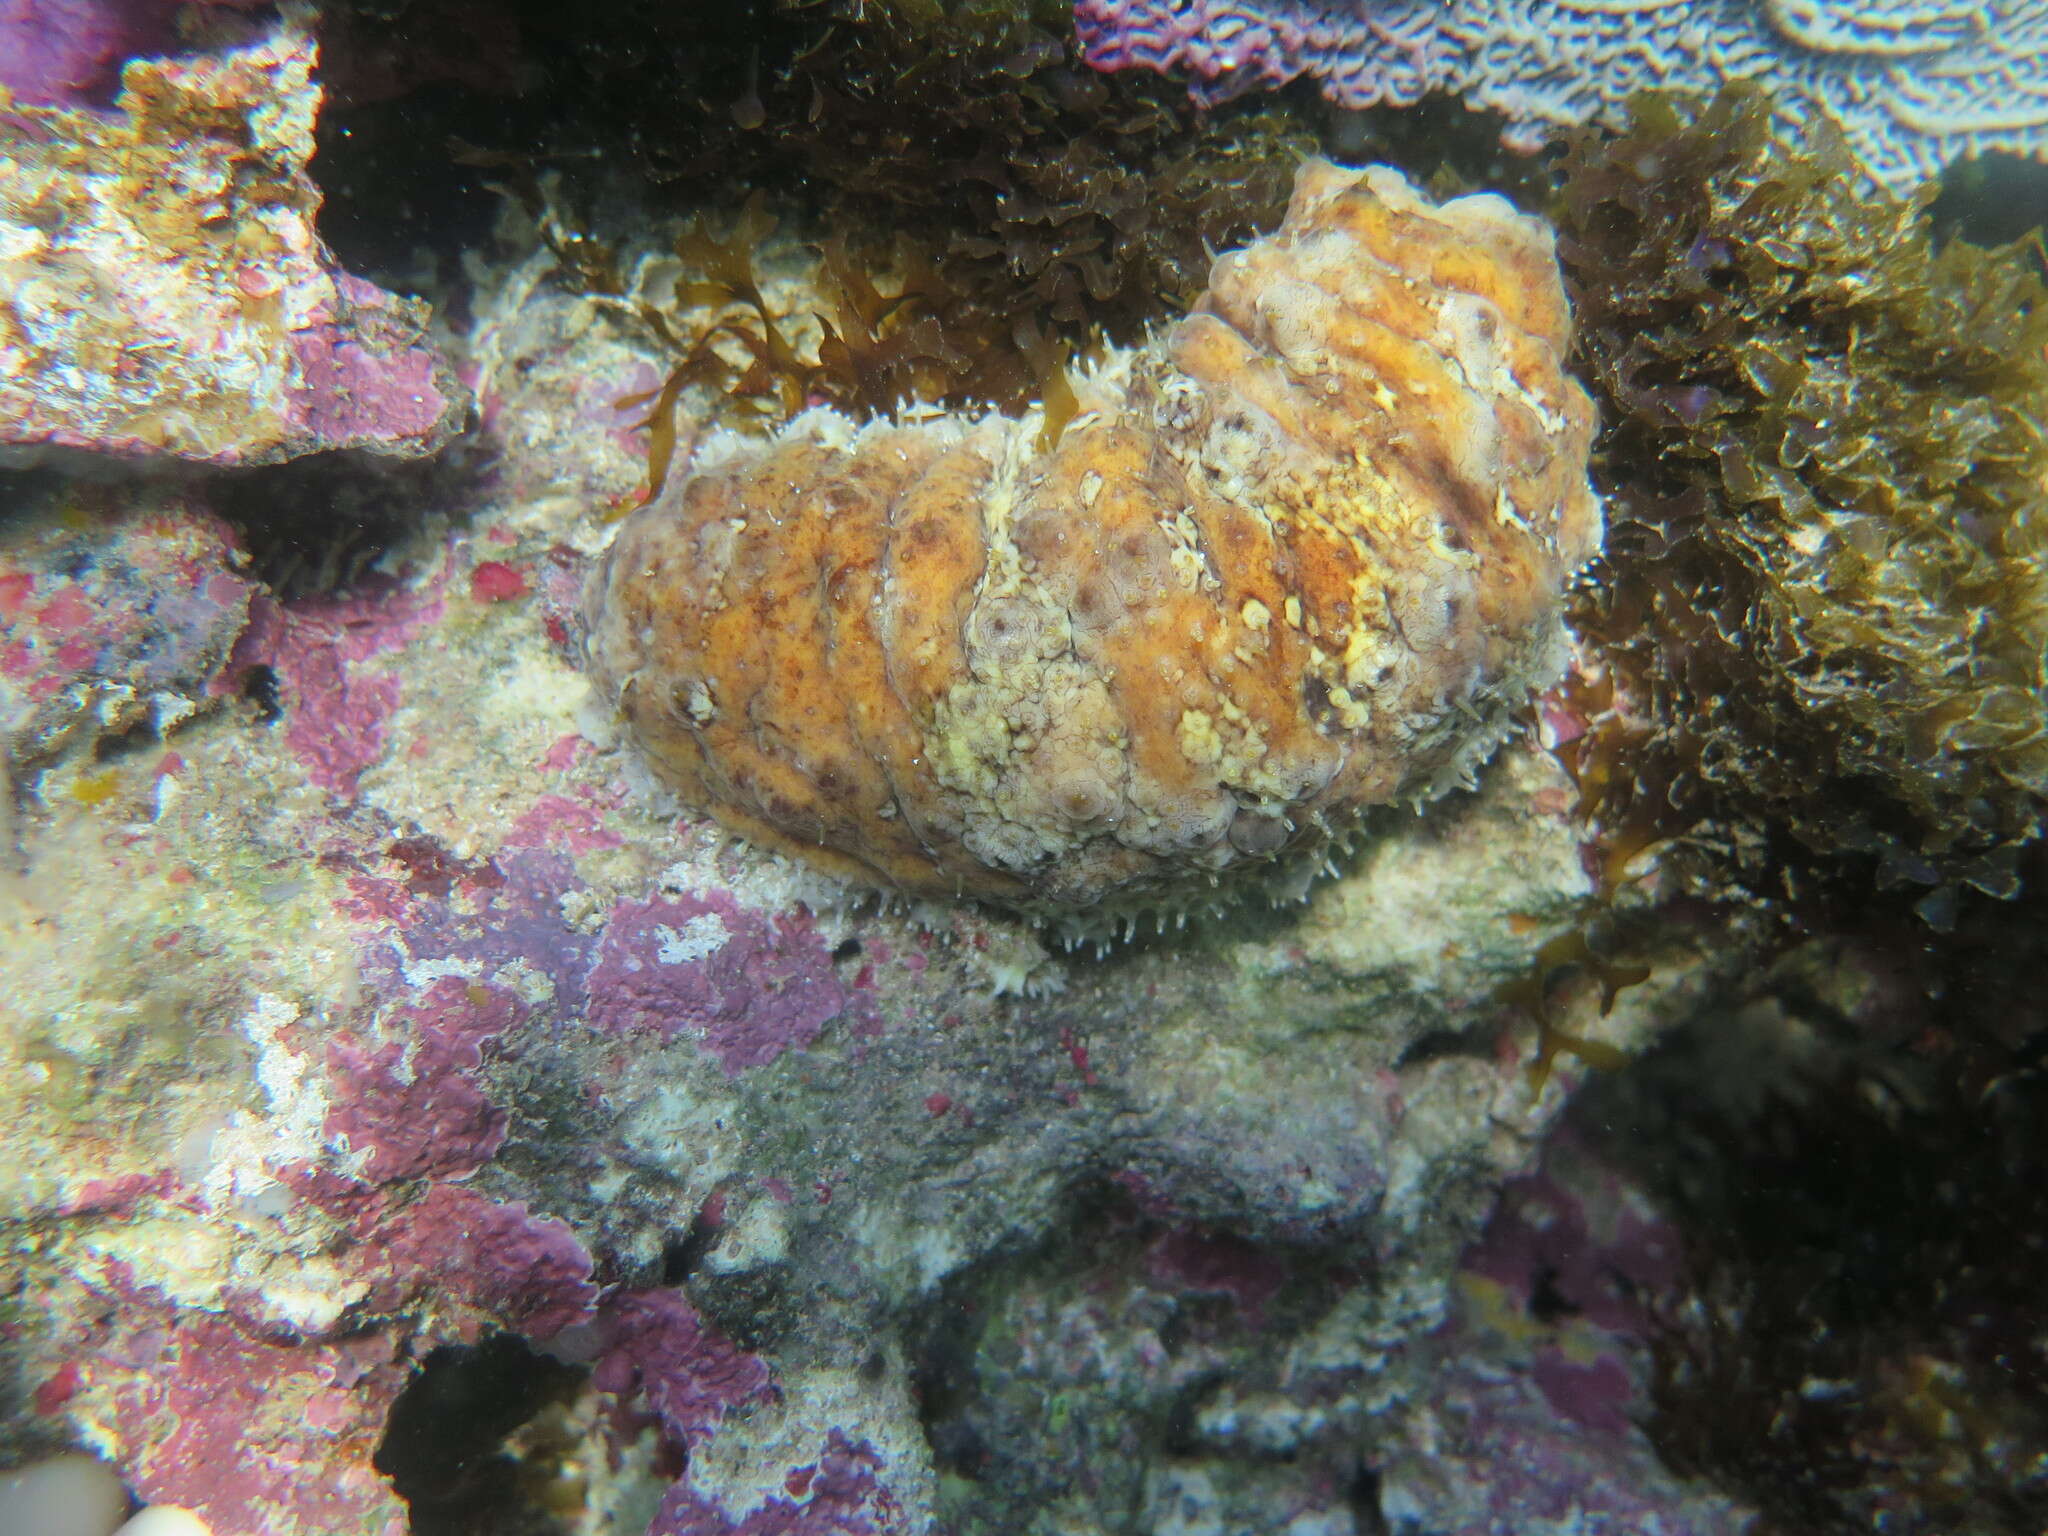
586,161,1601,918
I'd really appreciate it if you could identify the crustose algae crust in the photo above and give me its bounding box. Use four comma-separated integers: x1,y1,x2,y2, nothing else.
583,159,1602,919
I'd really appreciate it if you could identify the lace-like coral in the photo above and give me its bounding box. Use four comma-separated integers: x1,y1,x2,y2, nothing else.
1073,0,2048,192
584,160,1600,918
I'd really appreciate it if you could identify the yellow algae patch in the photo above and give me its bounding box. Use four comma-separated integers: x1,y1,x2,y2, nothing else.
68,769,123,807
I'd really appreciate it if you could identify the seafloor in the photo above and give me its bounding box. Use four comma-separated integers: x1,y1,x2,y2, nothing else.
5,4,2048,1536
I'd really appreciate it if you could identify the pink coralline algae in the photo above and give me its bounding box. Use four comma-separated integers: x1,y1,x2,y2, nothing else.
84,1291,413,1536
228,576,445,800
323,978,521,1183
654,1431,899,1536
0,494,255,765
349,1185,601,1341
56,1188,589,1536
0,0,202,107
1365,1132,1749,1535
504,788,627,854
0,25,468,466
590,1293,908,1536
587,891,857,1075
592,1289,775,1445
19,808,844,1535
1459,1132,1682,1342
1072,0,2048,191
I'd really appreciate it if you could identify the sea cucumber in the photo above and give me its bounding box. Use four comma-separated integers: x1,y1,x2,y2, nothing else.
583,159,1601,919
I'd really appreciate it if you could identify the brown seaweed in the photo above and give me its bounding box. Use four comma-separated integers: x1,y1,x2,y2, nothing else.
1553,86,2048,920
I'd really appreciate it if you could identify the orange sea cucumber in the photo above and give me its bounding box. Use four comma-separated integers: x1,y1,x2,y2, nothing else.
583,160,1601,918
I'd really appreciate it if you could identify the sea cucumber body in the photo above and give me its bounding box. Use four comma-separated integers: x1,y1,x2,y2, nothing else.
584,161,1601,915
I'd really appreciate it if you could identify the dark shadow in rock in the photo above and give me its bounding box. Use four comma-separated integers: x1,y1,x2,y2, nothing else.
374,1331,587,1536
211,440,491,601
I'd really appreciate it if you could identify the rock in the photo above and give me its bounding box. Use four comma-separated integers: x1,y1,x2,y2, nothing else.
0,487,255,779
0,24,467,469
0,210,1701,1536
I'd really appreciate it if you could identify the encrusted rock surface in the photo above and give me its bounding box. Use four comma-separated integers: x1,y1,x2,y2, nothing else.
0,491,256,781
0,0,264,109
0,23,467,469
914,1126,1752,1536
0,214,1718,1533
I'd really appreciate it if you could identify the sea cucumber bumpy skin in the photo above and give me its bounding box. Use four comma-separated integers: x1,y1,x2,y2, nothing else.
584,160,1601,920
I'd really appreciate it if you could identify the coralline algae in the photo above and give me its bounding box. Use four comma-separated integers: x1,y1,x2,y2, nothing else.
0,200,1670,1535
585,159,1600,918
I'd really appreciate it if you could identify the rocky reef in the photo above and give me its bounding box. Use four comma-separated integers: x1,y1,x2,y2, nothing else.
0,160,1707,1533
0,443,1698,1536
0,24,467,469
4,3,2047,1534
586,159,1599,918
